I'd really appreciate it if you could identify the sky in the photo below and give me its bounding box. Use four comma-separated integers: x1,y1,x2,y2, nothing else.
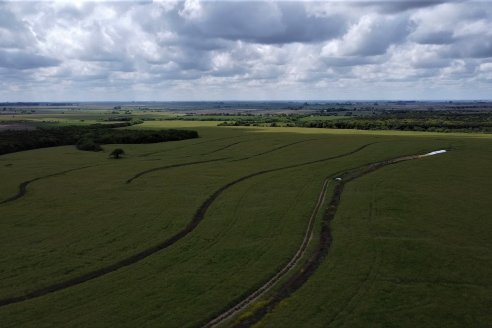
0,0,491,101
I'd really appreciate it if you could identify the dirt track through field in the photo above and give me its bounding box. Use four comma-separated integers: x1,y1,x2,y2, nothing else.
227,151,442,328
203,176,332,328
0,165,98,205
0,142,376,308
127,138,326,183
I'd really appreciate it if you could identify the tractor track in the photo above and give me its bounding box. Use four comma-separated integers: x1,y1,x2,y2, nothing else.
127,138,327,183
126,158,230,184
231,138,325,162
139,135,245,157
228,151,442,328
0,165,100,205
201,141,243,156
203,175,332,328
0,142,376,308
324,181,383,327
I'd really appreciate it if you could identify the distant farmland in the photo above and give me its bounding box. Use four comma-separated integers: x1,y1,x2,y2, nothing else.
0,121,491,328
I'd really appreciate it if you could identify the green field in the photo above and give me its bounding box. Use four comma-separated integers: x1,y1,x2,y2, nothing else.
0,121,491,327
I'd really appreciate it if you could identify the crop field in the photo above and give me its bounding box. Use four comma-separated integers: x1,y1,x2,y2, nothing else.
0,121,491,328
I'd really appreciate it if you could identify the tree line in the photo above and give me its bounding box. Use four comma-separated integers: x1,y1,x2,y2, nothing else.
216,111,492,133
0,124,198,155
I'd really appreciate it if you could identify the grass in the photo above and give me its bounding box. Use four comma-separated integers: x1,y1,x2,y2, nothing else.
0,122,490,327
0,108,178,126
255,139,492,328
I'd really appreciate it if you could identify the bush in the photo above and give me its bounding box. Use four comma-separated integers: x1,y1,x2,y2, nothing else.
76,138,102,152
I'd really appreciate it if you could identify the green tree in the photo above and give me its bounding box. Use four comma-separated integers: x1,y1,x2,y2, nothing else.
110,148,125,159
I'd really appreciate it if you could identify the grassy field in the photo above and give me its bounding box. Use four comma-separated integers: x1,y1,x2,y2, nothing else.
0,108,178,126
0,121,490,327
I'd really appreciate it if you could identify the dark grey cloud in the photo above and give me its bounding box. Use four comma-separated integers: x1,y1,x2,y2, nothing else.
0,50,60,70
0,4,20,28
454,38,492,58
357,0,446,13
321,14,411,57
410,29,456,44
185,1,346,44
0,5,37,50
322,56,380,67
139,1,347,47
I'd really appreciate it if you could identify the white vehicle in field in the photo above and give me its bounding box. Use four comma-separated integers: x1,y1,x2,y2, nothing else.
421,149,447,157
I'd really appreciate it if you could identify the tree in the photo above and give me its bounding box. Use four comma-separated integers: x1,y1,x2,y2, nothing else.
110,148,125,159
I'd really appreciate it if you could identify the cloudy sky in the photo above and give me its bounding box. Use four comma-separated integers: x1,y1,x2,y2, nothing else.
1,0,491,101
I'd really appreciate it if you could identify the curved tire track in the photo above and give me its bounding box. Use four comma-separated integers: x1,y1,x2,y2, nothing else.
230,138,325,162
0,142,376,308
0,165,99,205
229,151,441,328
126,158,229,184
139,135,245,157
127,138,329,184
203,176,332,328
324,181,383,328
201,141,243,156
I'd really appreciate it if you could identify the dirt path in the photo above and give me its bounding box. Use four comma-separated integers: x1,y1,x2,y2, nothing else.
226,151,445,328
203,177,332,328
0,143,376,308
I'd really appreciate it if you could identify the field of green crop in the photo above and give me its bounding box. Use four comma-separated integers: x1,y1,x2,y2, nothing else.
0,121,490,328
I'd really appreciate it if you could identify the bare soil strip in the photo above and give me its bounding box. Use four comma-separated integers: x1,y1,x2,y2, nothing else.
0,143,375,308
228,152,440,328
0,165,98,205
